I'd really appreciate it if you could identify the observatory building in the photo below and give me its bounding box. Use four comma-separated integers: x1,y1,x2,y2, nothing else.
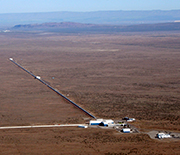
89,119,114,127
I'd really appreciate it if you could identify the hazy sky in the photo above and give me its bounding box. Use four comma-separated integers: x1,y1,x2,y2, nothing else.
0,0,180,14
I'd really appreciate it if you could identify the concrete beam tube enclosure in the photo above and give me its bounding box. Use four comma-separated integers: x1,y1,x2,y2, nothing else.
9,58,96,119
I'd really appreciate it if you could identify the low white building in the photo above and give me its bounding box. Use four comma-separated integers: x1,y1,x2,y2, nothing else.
126,118,136,122
89,119,114,126
78,125,88,128
122,128,131,133
35,76,41,80
157,133,171,139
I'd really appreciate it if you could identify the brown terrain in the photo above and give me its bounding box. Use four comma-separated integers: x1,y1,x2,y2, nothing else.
0,30,180,154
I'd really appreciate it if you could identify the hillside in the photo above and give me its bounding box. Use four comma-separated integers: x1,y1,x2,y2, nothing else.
13,22,96,29
1,10,180,27
12,22,180,33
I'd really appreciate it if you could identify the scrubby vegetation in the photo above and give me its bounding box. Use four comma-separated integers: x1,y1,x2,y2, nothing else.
0,31,180,154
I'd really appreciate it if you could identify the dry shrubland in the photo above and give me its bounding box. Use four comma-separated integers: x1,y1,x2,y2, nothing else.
0,31,180,154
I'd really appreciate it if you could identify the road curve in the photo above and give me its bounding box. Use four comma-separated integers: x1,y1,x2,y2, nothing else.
9,58,96,119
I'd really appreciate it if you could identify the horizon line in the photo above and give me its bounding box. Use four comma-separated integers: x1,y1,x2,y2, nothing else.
0,9,180,15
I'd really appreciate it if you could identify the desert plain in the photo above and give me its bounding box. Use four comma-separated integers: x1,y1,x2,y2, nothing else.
0,31,180,154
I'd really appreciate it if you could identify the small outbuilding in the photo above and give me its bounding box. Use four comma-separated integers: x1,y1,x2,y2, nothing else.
157,133,171,139
35,76,41,80
78,125,88,128
127,118,136,122
122,128,131,133
122,117,136,122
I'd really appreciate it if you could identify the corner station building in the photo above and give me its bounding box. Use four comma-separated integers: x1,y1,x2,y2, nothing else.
89,119,114,126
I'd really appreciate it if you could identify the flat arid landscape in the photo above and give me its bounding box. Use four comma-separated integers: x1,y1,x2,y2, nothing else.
0,30,180,154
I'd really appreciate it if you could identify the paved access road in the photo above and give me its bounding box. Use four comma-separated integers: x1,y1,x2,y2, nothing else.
0,124,86,130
